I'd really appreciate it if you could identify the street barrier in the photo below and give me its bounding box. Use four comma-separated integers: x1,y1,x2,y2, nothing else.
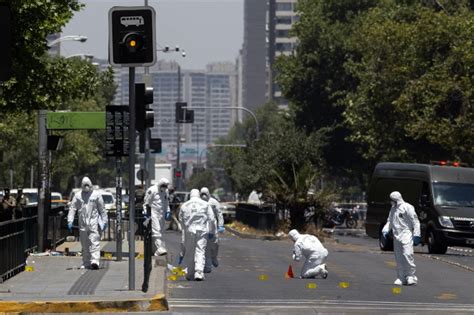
236,203,276,231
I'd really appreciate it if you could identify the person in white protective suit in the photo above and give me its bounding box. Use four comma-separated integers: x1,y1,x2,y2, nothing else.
289,229,328,279
179,189,216,281
200,187,225,273
382,191,421,286
68,177,107,270
143,178,172,256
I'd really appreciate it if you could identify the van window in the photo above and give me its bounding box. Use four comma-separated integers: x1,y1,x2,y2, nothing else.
371,179,422,207
433,182,474,207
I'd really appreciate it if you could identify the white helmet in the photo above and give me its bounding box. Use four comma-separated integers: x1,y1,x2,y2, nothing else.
288,229,300,242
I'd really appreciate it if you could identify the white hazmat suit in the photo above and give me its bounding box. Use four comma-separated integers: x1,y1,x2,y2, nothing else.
143,178,171,256
382,191,421,285
68,177,107,269
289,229,328,279
179,189,216,281
200,187,224,273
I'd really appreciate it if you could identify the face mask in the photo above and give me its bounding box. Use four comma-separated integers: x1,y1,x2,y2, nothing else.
82,185,91,192
160,186,167,192
391,201,396,207
201,194,209,201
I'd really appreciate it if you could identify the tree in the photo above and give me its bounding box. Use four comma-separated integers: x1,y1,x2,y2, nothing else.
344,1,474,164
274,0,376,178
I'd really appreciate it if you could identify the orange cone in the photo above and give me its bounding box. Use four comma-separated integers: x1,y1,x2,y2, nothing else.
285,265,294,278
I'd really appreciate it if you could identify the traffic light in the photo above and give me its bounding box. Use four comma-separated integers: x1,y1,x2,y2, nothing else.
109,6,156,66
175,102,194,123
135,83,154,132
0,4,12,82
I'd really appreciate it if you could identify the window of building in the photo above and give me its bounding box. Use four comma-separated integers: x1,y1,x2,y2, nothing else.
276,16,292,24
276,29,291,38
276,2,293,11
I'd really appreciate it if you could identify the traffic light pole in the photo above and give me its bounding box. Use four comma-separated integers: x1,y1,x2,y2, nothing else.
128,67,136,291
176,65,181,190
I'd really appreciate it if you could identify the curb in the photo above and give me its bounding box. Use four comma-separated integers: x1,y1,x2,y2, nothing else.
0,293,168,314
225,226,285,241
324,228,368,238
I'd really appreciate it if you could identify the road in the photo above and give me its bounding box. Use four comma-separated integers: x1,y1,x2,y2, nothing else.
158,229,474,314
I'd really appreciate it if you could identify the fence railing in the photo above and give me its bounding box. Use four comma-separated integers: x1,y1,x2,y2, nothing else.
0,205,39,283
235,203,277,231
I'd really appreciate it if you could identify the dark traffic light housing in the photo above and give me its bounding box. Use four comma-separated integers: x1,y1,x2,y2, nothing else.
135,83,154,132
109,6,156,66
175,102,194,123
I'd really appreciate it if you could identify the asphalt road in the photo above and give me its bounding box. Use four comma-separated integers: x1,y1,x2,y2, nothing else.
160,229,473,314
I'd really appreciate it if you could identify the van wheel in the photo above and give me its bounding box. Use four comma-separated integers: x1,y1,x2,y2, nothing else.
379,231,393,251
427,229,448,254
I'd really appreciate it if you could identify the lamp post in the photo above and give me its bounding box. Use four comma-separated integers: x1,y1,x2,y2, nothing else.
47,35,87,47
38,35,87,252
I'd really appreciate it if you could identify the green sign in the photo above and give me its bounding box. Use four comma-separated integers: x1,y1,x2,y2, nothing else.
47,112,105,130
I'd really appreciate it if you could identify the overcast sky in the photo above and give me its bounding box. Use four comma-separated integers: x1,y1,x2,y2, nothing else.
61,0,243,70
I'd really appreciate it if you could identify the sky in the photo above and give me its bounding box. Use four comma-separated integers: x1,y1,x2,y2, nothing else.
61,0,243,70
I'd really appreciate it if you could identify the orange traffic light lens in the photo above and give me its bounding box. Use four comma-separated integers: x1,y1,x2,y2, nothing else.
130,40,137,47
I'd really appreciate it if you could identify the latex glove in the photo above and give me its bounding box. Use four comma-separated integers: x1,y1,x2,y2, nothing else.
178,254,184,265
67,223,73,232
382,231,389,240
413,236,422,246
208,233,215,240
217,226,225,233
165,211,172,221
102,223,108,232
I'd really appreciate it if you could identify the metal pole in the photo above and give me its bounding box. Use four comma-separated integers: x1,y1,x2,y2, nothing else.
128,67,136,290
116,157,122,261
196,124,199,165
145,129,151,188
38,110,48,252
176,65,181,190
30,166,34,188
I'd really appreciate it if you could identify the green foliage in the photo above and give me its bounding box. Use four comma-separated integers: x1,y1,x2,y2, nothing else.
344,1,474,163
0,1,120,192
186,169,216,192
275,0,376,177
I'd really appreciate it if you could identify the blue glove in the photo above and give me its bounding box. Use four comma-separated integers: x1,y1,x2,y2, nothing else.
178,254,184,265
208,233,215,240
382,231,388,240
217,226,225,233
102,223,108,232
413,236,422,246
165,211,172,221
67,223,73,232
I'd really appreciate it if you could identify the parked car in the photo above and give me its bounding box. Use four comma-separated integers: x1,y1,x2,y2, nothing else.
220,202,236,223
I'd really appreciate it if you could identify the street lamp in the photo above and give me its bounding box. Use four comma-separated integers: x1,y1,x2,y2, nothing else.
47,35,87,47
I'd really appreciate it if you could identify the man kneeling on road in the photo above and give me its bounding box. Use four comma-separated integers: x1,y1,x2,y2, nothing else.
179,189,216,281
289,229,328,279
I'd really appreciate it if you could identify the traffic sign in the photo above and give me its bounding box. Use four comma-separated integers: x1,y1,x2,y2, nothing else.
109,6,156,67
106,105,130,157
136,169,148,181
47,112,105,130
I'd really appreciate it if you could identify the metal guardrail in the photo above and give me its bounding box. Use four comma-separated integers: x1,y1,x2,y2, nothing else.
0,205,39,283
235,203,276,231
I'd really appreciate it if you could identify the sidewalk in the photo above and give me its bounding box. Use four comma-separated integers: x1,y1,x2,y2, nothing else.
0,241,168,313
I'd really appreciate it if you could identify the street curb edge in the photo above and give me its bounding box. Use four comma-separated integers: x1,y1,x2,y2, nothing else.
0,293,168,313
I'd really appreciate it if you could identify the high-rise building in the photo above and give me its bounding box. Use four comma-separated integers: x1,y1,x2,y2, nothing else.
241,0,299,111
269,0,299,108
113,60,238,164
242,0,268,113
